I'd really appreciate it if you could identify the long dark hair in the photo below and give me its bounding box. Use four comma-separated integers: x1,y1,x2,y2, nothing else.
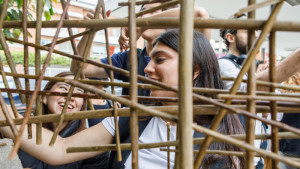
154,29,245,169
42,72,87,134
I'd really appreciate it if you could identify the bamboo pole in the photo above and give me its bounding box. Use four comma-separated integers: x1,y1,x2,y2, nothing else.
167,122,171,169
245,0,256,167
128,0,139,168
35,0,44,145
269,5,279,168
0,0,26,104
2,104,300,127
100,0,122,161
135,0,179,17
119,0,172,6
194,2,284,168
49,0,102,146
218,94,300,103
3,18,300,32
9,0,73,159
3,71,300,97
178,1,194,168
65,131,300,152
0,90,18,137
23,0,33,140
234,0,281,17
0,52,19,118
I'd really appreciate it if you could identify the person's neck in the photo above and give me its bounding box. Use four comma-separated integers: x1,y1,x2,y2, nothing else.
92,99,107,105
228,47,241,57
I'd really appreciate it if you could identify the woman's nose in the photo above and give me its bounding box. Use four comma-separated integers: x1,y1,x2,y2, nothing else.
144,62,154,75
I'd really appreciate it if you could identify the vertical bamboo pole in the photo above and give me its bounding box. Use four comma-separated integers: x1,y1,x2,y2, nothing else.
245,0,256,168
128,0,139,168
0,0,26,104
167,122,171,169
178,0,194,169
49,0,102,146
35,0,44,145
23,0,32,140
270,5,279,169
100,0,122,161
194,2,284,168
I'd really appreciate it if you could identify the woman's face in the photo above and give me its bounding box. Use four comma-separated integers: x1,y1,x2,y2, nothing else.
42,75,84,115
144,42,179,98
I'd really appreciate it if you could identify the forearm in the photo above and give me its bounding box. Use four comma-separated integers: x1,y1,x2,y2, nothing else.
142,7,211,39
256,49,300,90
71,32,108,78
0,107,107,165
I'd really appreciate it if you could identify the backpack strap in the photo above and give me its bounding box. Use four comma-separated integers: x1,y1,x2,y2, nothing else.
218,54,241,68
108,117,152,169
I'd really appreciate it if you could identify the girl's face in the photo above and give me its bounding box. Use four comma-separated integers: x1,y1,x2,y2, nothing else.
144,42,179,98
42,75,84,115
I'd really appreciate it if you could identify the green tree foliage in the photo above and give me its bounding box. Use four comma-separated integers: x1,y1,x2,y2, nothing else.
0,51,71,66
0,0,57,49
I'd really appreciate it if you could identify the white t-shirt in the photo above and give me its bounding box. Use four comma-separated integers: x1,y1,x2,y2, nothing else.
102,116,186,169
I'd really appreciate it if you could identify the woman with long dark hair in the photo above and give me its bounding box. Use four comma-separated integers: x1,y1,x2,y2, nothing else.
1,30,244,169
17,72,110,169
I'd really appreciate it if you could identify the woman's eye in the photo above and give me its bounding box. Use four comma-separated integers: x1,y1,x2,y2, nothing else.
60,86,68,91
155,57,165,64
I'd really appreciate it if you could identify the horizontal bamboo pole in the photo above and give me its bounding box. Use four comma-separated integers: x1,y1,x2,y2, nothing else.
2,104,300,127
4,72,300,98
119,0,171,6
219,94,300,103
3,18,300,32
66,132,300,153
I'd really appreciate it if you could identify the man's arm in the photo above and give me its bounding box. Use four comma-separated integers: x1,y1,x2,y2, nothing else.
256,49,300,90
70,33,108,79
142,7,211,40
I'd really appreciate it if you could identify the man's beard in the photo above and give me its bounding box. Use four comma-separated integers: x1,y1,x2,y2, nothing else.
235,36,247,55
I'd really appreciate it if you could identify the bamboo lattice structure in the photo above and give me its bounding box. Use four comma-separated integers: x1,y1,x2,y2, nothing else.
0,0,300,168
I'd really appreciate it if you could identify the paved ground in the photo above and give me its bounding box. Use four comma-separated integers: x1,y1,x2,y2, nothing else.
0,139,22,169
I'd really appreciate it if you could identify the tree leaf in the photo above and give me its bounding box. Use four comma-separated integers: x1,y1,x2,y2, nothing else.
44,10,51,20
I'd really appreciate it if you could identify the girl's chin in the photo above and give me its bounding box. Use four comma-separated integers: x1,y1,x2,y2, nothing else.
150,90,178,97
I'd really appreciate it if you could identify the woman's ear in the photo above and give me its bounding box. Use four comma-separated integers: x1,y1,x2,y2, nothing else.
193,65,200,80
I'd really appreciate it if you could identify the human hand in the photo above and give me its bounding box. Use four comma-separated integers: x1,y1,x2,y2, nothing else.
119,27,129,52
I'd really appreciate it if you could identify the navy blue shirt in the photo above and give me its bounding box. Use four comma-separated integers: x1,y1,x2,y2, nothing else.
280,113,300,157
100,48,150,96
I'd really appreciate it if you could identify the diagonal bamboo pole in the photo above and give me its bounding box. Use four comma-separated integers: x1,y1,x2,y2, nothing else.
0,0,26,104
53,86,300,169
194,1,284,168
5,28,299,138
100,0,122,161
66,132,300,153
9,0,73,159
0,90,18,137
234,0,281,17
49,0,102,146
